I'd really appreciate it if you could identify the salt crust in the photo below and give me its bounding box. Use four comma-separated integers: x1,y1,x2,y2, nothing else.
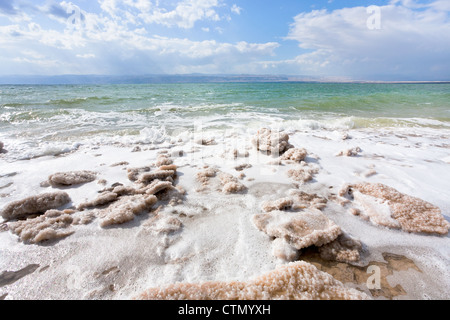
96,195,158,227
1,192,71,220
287,162,319,184
280,148,308,162
318,233,363,263
8,209,75,243
341,183,449,235
196,168,246,194
252,209,342,251
251,128,293,155
48,171,97,186
336,147,362,157
218,172,247,194
136,261,370,300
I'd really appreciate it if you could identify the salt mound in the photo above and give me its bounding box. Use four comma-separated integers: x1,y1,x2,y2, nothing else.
48,171,97,186
1,192,71,220
156,154,173,167
252,128,293,155
336,147,362,157
196,167,218,186
77,192,119,210
8,209,75,244
136,261,369,300
287,163,319,184
218,172,247,194
139,170,175,184
96,195,158,227
261,198,293,212
127,166,151,182
318,233,363,263
289,190,328,210
341,183,449,235
280,148,307,162
252,209,341,250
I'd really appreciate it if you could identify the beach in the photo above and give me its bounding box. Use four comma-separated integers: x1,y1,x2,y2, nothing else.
0,83,449,300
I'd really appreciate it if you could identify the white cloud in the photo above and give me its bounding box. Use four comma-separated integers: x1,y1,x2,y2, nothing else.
275,1,450,80
0,1,279,75
140,0,221,29
231,4,242,15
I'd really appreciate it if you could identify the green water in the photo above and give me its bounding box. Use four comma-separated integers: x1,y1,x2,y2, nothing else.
1,82,449,146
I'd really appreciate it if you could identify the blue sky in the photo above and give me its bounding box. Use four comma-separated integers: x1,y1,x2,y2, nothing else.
0,0,449,80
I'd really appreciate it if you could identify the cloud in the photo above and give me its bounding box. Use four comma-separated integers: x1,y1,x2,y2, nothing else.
273,1,450,80
97,0,223,29
231,4,241,15
0,1,279,75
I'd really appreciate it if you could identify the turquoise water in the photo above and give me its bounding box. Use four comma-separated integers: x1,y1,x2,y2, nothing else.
1,82,449,149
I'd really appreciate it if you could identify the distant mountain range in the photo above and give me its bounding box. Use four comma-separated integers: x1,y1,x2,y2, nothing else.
0,74,448,85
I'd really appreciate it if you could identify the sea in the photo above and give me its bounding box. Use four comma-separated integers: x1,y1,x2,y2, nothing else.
1,82,449,161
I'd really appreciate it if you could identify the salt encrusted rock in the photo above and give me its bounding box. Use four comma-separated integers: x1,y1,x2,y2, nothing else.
144,180,174,196
280,148,307,162
48,171,97,186
195,138,216,146
336,147,362,157
8,209,75,244
340,183,449,235
77,192,119,210
234,163,252,171
156,154,173,167
218,172,247,194
0,141,3,151
138,170,175,184
318,233,363,263
261,198,293,212
272,238,300,262
288,190,328,211
96,195,158,227
127,166,151,182
252,128,293,155
252,209,341,250
136,261,370,300
1,192,71,220
197,167,218,185
287,163,319,184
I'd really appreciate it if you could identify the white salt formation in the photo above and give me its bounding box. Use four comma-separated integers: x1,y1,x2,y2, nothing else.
287,163,319,184
318,233,363,264
261,198,293,212
8,209,76,244
48,171,97,186
96,195,158,227
78,154,181,228
289,190,328,211
138,170,176,184
341,183,449,235
155,154,173,167
252,209,341,251
1,192,71,220
252,128,293,155
136,261,369,300
280,148,308,162
218,172,247,194
127,166,151,182
336,147,362,157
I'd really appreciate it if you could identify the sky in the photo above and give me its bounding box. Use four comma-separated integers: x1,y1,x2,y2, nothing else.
0,0,449,81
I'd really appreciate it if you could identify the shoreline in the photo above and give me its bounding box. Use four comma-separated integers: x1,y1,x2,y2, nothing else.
0,125,449,300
